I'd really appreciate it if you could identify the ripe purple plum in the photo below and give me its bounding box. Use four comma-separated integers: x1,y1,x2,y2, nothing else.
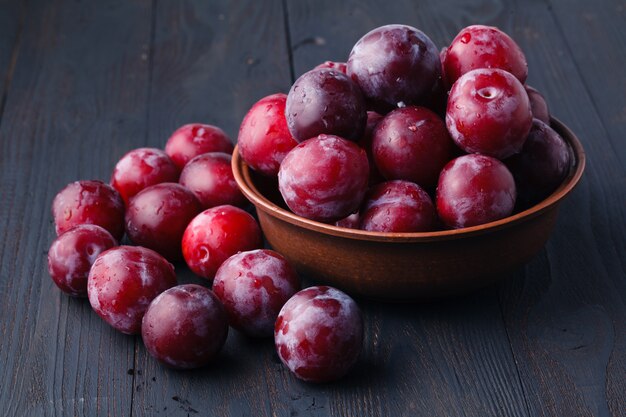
87,246,177,334
182,205,262,280
125,183,201,261
372,106,453,188
505,119,571,208
361,180,437,232
437,154,516,228
446,68,532,159
48,225,117,297
110,148,179,205
285,68,366,142
142,284,228,369
275,286,363,383
278,135,369,222
165,123,233,170
213,249,300,337
442,25,528,86
52,180,125,240
347,24,441,112
238,93,298,176
179,152,246,209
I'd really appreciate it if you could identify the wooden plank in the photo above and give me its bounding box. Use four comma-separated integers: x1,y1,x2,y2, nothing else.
144,0,294,146
0,0,23,122
498,1,626,416
545,0,626,300
548,0,626,167
130,1,294,416
0,0,154,415
283,1,532,416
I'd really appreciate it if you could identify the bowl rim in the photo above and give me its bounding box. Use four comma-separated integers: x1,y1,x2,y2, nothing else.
232,117,586,243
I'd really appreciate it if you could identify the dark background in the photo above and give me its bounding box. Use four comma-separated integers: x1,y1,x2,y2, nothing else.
0,0,624,416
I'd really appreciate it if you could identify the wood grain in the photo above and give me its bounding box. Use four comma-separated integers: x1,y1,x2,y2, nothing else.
144,0,294,147
545,0,626,298
0,0,23,121
549,0,626,168
0,0,153,415
496,1,626,416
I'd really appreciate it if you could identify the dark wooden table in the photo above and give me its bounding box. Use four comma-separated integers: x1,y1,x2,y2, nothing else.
1,0,625,416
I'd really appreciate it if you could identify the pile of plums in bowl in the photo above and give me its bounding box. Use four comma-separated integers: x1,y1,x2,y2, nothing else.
234,23,585,300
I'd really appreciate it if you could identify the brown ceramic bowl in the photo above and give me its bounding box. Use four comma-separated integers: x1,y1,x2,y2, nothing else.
232,118,585,301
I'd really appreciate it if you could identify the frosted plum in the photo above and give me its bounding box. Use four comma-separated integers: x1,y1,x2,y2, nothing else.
278,135,369,222
436,154,516,228
87,246,177,334
110,148,179,205
285,68,366,142
141,284,228,369
347,24,441,112
274,286,363,383
360,180,437,233
372,106,453,188
442,25,528,86
52,180,125,240
179,152,246,209
125,183,201,261
47,225,117,297
213,249,300,337
165,123,233,170
446,68,532,159
237,93,298,176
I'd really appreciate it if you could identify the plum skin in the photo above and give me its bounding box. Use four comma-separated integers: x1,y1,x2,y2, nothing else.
213,249,300,337
110,147,180,205
314,61,347,73
334,212,360,229
141,284,229,369
47,224,117,297
505,118,571,209
347,24,442,112
165,123,233,170
360,180,437,233
52,180,125,241
525,85,550,124
358,111,387,185
182,205,263,280
442,24,528,87
87,245,177,335
238,93,298,176
277,134,369,222
372,106,453,188
285,68,367,142
178,152,246,209
274,286,363,383
125,183,202,261
446,68,532,160
436,154,517,229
